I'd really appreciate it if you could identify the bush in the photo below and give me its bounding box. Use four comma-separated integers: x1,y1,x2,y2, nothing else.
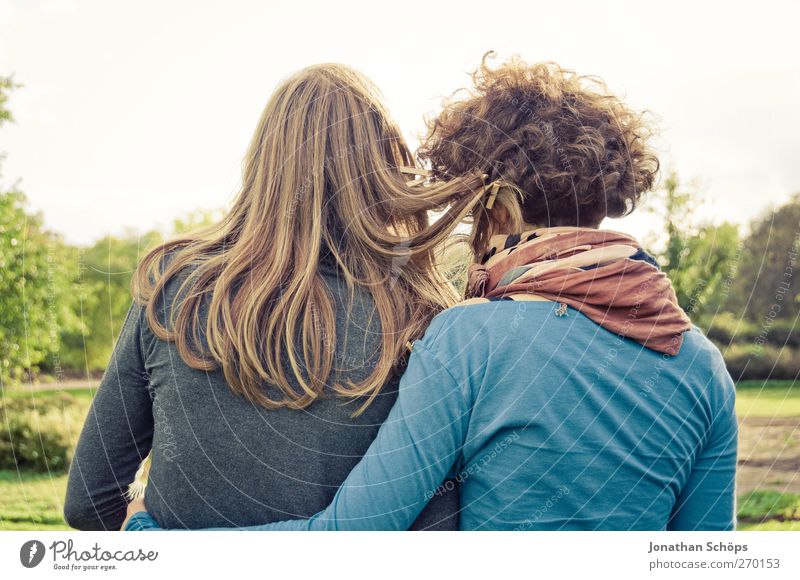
0,393,90,472
704,313,799,350
722,343,800,382
766,320,800,350
703,312,756,345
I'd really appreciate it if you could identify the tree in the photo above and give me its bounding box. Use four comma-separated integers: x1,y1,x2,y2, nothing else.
1,76,81,384
59,210,221,372
0,76,15,127
172,208,223,234
728,194,800,328
59,230,162,372
649,172,742,325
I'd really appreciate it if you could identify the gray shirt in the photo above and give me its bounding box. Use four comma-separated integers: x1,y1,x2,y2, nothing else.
64,257,458,530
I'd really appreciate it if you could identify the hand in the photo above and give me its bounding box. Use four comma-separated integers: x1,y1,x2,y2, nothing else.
120,497,147,531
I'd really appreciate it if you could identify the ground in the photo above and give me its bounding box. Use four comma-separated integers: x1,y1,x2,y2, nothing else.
734,380,800,530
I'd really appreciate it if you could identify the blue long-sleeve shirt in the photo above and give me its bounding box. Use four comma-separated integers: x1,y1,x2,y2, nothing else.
127,300,738,531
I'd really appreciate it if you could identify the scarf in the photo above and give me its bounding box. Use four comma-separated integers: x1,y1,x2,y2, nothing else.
465,227,692,356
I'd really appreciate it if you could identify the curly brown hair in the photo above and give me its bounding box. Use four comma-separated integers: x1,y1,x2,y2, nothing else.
419,53,660,228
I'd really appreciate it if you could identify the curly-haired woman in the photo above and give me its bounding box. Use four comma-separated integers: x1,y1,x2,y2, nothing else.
126,55,737,531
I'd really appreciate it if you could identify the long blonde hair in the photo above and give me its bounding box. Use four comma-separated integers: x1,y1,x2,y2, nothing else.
133,64,486,414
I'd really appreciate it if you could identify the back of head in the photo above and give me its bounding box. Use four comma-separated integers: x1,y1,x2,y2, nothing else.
133,63,457,414
419,53,660,247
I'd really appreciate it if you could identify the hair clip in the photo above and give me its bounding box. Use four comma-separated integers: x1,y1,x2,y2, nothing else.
397,166,431,176
398,166,431,187
485,181,500,210
482,174,524,210
481,174,501,210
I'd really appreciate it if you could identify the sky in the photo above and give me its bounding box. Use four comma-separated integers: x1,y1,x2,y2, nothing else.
1,0,799,245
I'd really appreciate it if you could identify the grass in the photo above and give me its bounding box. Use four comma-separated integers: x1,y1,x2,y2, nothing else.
736,519,800,531
0,380,797,531
736,490,800,531
0,470,70,531
737,380,798,390
737,490,800,520
735,381,800,417
3,387,96,400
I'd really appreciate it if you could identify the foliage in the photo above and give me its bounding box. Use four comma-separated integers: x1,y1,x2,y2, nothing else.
717,342,800,383
736,379,798,390
0,75,18,128
649,173,742,324
728,193,800,324
647,173,800,380
172,208,223,234
59,231,162,371
0,191,84,383
0,392,91,471
1,76,82,384
57,211,224,372
706,314,799,349
737,490,800,521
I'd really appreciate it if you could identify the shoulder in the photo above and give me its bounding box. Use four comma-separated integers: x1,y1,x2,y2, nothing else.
681,328,731,377
412,299,555,382
144,260,199,327
136,245,195,306
678,327,736,408
420,298,555,345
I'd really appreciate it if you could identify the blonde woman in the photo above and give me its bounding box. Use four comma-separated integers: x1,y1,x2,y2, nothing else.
64,64,476,530
126,55,737,531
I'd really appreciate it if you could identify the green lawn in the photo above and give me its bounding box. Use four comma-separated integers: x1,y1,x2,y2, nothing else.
0,380,797,531
736,490,800,531
736,380,800,417
0,470,70,531
1,386,92,530
3,386,96,400
736,519,800,531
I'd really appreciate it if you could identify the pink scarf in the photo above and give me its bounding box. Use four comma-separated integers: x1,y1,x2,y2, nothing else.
466,227,692,355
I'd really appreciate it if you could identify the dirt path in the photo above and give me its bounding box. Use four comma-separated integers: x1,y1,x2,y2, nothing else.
6,379,98,393
737,415,800,494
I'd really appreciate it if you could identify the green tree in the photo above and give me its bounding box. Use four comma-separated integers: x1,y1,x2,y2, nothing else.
172,208,223,234
729,194,800,326
60,230,162,371
1,75,80,384
58,211,223,373
649,172,742,325
1,75,224,379
0,77,79,385
0,76,15,126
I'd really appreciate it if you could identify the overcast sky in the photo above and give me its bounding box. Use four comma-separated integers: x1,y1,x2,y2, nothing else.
1,0,799,245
